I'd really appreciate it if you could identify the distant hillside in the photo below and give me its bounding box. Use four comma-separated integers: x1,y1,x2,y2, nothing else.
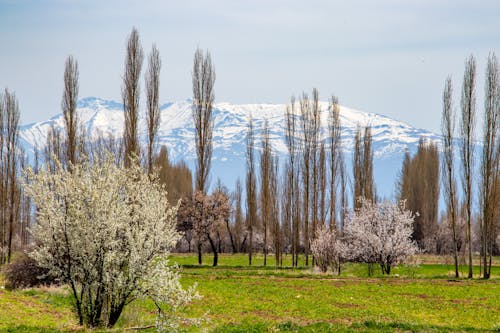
19,97,445,199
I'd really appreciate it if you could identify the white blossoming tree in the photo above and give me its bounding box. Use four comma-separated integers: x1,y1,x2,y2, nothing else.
24,155,199,329
343,198,419,274
311,226,344,273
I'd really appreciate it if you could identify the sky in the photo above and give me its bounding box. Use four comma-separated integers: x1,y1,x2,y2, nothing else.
0,0,499,133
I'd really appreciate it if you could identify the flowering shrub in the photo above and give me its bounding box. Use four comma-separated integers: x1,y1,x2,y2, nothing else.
343,198,419,274
311,226,343,273
24,156,199,329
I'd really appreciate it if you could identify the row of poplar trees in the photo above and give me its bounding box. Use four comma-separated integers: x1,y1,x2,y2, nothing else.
1,27,497,281
0,28,193,266
190,71,376,268
439,54,499,279
192,50,498,280
231,92,375,268
0,89,21,264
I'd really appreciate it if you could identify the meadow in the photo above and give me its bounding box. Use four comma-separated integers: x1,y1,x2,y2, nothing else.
1,253,499,332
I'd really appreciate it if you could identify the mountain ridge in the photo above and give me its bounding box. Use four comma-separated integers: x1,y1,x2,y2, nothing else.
19,97,444,198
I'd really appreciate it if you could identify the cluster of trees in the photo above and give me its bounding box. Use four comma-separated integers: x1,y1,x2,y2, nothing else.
181,54,498,282
439,54,500,279
0,89,22,264
0,28,202,330
398,139,440,250
310,199,418,275
182,84,380,270
0,27,498,323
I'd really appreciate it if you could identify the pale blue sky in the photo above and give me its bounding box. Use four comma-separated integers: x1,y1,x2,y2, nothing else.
0,0,499,132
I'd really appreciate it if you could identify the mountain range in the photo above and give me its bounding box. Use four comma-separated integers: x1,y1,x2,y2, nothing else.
19,97,444,200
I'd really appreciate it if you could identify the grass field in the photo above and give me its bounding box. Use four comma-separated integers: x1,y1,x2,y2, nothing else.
1,253,499,332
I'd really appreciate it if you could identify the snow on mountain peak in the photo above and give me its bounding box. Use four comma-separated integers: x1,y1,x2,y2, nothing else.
18,97,442,196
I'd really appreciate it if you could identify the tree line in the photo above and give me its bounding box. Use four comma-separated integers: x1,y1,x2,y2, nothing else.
180,52,499,281
0,28,498,281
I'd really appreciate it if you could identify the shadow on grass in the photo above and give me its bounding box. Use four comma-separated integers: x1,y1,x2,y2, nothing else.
213,320,493,333
0,327,76,333
0,326,156,333
180,264,309,271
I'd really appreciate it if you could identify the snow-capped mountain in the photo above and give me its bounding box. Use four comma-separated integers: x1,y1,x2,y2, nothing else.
19,97,442,199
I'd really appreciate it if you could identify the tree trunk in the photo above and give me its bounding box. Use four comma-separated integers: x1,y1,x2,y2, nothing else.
207,235,218,267
225,218,237,253
197,241,202,265
248,228,253,266
108,301,126,328
453,246,459,278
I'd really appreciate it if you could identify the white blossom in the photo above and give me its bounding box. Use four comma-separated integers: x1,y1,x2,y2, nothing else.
24,155,197,329
311,226,343,273
343,198,419,274
142,258,202,333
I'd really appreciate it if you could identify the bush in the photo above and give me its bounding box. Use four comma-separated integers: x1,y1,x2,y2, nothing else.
3,253,57,290
343,199,419,275
311,226,342,273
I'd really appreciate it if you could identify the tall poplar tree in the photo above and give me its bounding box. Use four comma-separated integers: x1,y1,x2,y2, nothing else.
260,120,272,266
145,45,161,175
246,116,257,266
192,47,215,264
460,55,476,278
480,53,499,279
122,27,144,168
62,55,79,167
441,76,460,277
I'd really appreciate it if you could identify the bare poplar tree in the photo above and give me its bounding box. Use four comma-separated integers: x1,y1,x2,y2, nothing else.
270,156,281,267
299,89,320,266
280,164,292,261
441,76,460,277
310,89,321,265
353,127,363,208
353,126,374,208
460,55,476,278
328,95,342,228
3,90,20,263
260,120,272,266
318,142,327,227
362,126,375,202
233,179,244,252
20,151,31,248
285,96,299,267
300,93,312,266
192,47,215,194
192,47,215,264
246,116,257,265
480,52,499,279
62,55,79,167
145,44,161,175
338,150,347,231
122,27,144,168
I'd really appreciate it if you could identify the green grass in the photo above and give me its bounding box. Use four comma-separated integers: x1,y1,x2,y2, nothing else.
0,286,78,332
173,252,500,279
1,253,499,332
